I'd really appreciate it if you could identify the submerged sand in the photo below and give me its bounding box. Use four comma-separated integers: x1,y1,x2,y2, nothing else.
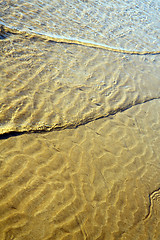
0,100,160,240
0,30,160,134
0,0,160,239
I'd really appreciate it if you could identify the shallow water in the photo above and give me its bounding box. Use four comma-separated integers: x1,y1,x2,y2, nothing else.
1,0,160,52
0,0,160,239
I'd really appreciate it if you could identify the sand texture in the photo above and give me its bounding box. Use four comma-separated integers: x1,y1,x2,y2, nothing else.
0,100,160,240
0,0,160,239
0,0,160,52
0,30,160,134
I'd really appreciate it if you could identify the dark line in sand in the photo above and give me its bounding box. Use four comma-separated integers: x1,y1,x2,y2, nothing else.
144,187,160,221
0,97,160,140
1,25,160,55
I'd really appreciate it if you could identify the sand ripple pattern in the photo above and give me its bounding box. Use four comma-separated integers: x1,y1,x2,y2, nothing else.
0,31,160,134
0,0,160,52
0,100,160,239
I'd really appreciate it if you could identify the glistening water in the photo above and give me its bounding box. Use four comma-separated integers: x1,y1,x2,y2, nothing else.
0,0,160,239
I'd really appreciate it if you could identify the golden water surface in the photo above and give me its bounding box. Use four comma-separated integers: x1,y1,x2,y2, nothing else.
0,0,160,239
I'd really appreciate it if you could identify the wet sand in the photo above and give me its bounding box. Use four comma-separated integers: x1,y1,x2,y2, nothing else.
1,0,160,52
0,30,160,134
0,100,160,239
0,0,160,239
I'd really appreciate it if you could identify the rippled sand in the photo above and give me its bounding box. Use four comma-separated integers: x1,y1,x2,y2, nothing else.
0,29,160,134
0,0,160,239
0,100,160,240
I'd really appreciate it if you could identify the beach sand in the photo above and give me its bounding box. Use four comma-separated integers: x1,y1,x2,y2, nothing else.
0,0,160,239
0,100,160,239
0,31,159,134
